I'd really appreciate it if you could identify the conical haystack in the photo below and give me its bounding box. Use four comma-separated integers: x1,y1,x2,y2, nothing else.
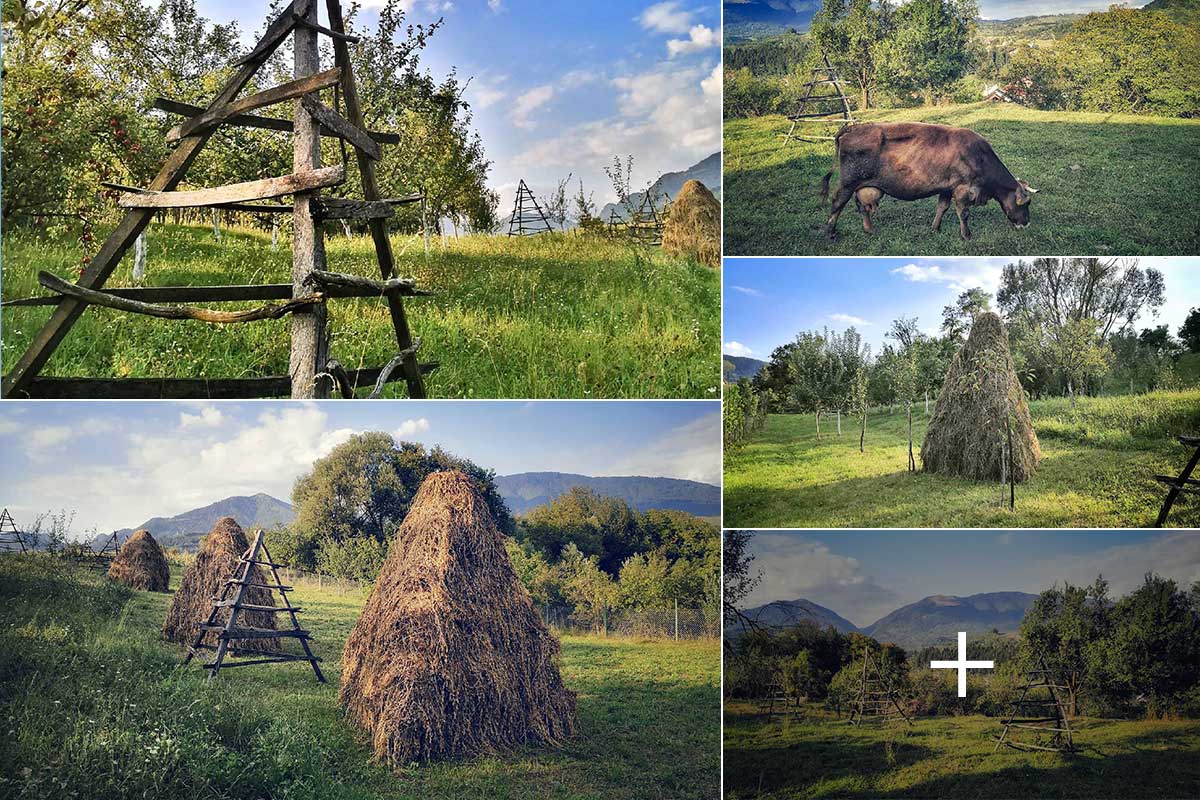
162,517,278,651
662,179,720,267
107,529,169,592
340,470,576,765
922,312,1041,481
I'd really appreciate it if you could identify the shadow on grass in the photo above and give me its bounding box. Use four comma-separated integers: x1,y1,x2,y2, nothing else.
725,737,936,797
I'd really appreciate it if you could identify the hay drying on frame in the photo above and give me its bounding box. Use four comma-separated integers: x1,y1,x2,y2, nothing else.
339,470,577,765
106,529,169,591
162,516,279,651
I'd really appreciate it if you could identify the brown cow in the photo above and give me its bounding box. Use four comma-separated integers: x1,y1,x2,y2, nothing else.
818,122,1038,240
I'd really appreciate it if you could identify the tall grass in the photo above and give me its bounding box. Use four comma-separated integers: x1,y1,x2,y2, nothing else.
1,225,721,398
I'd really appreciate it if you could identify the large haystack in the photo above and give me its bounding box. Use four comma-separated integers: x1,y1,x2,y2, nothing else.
107,529,169,592
340,470,576,765
662,179,720,268
921,312,1041,481
161,517,278,651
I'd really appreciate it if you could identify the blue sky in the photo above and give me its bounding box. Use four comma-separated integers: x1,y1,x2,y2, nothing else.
196,0,721,217
0,400,718,537
742,530,1200,628
723,257,1200,361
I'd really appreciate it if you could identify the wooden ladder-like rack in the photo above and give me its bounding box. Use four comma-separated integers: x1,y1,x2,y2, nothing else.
849,647,913,726
184,528,324,683
507,179,553,236
994,653,1075,753
780,53,857,146
1154,435,1200,527
0,508,28,554
1,0,433,400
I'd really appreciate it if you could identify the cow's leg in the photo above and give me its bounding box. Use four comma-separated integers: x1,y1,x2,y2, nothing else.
862,202,876,234
823,185,855,240
932,193,951,232
953,185,975,240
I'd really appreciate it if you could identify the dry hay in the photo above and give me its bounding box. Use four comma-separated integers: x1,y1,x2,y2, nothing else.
161,517,278,651
107,529,169,592
339,470,576,765
921,312,1041,482
661,179,720,268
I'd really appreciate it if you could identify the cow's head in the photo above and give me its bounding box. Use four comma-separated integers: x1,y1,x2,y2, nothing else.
1003,179,1039,228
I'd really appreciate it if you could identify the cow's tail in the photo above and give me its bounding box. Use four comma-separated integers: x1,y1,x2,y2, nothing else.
817,125,846,200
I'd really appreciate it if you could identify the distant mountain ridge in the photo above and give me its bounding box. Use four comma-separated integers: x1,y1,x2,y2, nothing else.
724,0,819,40
494,472,720,517
96,493,295,552
732,592,1039,649
723,355,767,381
598,152,721,223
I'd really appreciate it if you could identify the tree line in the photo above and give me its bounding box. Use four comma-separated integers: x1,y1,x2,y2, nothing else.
725,574,1200,720
2,0,498,244
724,0,1199,118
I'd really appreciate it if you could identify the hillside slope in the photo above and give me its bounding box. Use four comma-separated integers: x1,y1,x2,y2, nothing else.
496,472,720,517
864,592,1036,649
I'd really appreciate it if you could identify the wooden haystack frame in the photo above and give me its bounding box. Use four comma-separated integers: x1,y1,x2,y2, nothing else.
1154,434,1200,527
759,679,802,722
183,528,324,682
0,508,28,554
627,192,664,246
1,0,434,400
994,653,1075,753
849,647,912,726
507,179,553,236
780,53,856,146
606,207,623,238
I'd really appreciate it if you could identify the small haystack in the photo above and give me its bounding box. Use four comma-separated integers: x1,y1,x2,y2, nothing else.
162,517,278,651
921,312,1041,481
339,470,576,765
107,529,169,592
661,179,720,267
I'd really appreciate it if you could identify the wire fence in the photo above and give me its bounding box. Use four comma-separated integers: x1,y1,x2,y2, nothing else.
537,603,720,640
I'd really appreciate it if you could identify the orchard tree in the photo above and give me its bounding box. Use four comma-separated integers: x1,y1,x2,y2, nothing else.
1051,318,1112,406
891,348,919,471
1020,577,1111,716
810,0,894,110
851,364,870,453
877,0,977,105
1180,308,1200,353
941,288,993,344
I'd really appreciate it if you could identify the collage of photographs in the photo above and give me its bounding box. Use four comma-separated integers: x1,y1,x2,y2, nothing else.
0,0,1195,798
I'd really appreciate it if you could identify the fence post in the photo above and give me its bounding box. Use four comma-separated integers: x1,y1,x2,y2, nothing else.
674,598,679,641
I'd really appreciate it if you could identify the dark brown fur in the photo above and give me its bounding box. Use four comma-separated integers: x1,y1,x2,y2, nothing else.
818,122,1037,240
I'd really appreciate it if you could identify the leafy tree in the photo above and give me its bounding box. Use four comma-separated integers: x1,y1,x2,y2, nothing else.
723,530,761,632
1051,318,1113,406
1020,577,1111,716
850,364,870,452
941,288,992,343
891,348,919,471
877,0,977,105
541,173,571,231
810,0,894,110
559,543,618,632
1180,308,1200,353
617,551,673,609
517,487,645,576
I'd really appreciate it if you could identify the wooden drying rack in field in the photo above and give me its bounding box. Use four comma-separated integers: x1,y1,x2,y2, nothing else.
2,0,434,400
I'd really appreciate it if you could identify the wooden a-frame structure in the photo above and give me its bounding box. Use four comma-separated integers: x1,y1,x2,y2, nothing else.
994,652,1075,753
507,179,553,236
1,0,433,400
184,528,324,682
0,509,28,554
758,678,802,722
780,52,857,147
1154,434,1200,527
628,192,665,246
849,646,913,726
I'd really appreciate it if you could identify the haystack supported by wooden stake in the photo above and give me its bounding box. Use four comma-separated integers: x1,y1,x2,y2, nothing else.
107,529,170,591
661,179,720,268
921,312,1040,482
163,517,278,651
340,470,576,765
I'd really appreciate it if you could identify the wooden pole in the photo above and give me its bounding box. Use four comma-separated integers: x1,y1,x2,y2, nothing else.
289,0,330,399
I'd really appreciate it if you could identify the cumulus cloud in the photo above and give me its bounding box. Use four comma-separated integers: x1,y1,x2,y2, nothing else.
891,261,1005,294
638,1,692,34
667,24,718,57
606,412,720,485
1034,533,1200,598
724,341,755,357
29,426,71,449
511,84,554,129
829,313,871,326
179,407,225,429
701,63,721,97
395,418,431,438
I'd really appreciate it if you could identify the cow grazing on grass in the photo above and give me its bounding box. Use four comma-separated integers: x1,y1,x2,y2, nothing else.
818,122,1038,240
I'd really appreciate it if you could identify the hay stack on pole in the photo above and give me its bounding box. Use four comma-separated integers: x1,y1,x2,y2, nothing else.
921,312,1040,483
339,470,576,765
661,179,720,268
162,517,278,650
107,529,170,591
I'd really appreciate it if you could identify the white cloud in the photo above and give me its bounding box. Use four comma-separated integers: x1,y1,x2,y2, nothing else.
30,426,71,449
395,418,431,438
829,313,871,326
1035,533,1200,599
730,285,763,297
179,407,225,429
724,341,755,357
607,412,720,485
79,418,117,435
891,261,1004,294
638,1,692,34
667,24,718,57
0,417,24,436
511,84,554,129
488,0,501,11
701,63,721,97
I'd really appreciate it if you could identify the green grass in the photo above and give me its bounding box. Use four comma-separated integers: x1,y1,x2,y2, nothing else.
0,225,721,398
723,103,1200,256
723,700,1200,799
0,556,719,799
723,389,1200,528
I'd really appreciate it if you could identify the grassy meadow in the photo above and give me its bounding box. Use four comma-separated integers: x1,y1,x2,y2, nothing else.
0,555,720,800
722,103,1200,256
723,388,1200,528
723,700,1200,799
0,225,720,399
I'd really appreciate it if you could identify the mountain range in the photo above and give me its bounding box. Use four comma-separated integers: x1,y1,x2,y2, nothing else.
83,472,720,551
723,354,767,381
597,152,721,223
730,592,1038,649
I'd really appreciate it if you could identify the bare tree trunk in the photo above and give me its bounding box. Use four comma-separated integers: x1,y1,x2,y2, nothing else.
859,411,866,453
837,409,842,435
1068,378,1076,409
132,232,147,280
815,410,821,440
907,402,915,472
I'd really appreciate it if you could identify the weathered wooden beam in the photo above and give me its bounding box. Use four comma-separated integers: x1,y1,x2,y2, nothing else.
102,183,292,213
166,67,342,142
300,95,380,160
153,97,402,144
37,271,324,323
118,166,344,209
12,362,439,399
306,269,427,296
313,198,393,221
292,13,360,43
4,278,429,308
1,0,306,398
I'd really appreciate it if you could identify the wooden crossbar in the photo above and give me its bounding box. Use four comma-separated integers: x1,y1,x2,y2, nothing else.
300,95,380,160
167,67,342,142
153,97,401,144
118,166,344,208
5,280,429,308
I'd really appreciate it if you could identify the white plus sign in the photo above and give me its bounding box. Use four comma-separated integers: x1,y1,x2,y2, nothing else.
930,631,994,697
